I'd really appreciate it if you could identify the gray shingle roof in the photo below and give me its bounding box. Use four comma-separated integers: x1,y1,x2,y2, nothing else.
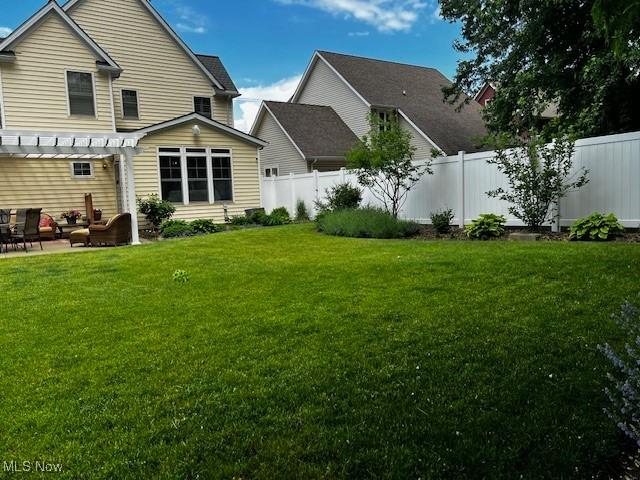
265,101,359,159
318,51,488,155
196,54,238,95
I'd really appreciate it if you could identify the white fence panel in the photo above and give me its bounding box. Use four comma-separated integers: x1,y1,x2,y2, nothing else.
261,131,640,228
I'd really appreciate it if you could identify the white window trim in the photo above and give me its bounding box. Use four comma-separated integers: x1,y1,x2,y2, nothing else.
156,146,235,206
193,96,213,119
211,147,235,204
265,165,280,177
184,147,209,204
69,160,94,179
121,88,140,120
64,69,98,119
157,147,184,205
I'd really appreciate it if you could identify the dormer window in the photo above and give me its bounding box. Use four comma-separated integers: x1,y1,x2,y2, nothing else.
67,71,96,117
194,97,212,119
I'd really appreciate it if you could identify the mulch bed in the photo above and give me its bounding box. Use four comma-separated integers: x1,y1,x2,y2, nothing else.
415,226,640,242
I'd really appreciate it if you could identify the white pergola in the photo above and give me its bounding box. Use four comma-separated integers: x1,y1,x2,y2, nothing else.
0,130,146,245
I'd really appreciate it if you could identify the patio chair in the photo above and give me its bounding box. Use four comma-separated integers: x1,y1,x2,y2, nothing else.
11,208,42,252
0,210,10,254
88,213,132,247
0,209,10,225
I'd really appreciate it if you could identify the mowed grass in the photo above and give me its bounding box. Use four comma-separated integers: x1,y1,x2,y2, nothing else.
1,224,639,479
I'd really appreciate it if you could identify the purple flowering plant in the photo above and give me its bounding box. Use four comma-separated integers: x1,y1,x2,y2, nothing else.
600,300,640,446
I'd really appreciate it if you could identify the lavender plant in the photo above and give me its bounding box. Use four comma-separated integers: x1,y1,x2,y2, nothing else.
600,300,640,446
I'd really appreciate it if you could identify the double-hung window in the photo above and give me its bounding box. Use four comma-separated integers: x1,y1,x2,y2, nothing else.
159,148,183,203
67,71,96,116
212,150,233,201
71,161,93,178
158,148,233,204
186,148,209,202
194,97,212,118
122,90,139,119
265,167,279,177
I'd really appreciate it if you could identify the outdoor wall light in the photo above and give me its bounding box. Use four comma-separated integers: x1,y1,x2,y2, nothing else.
192,125,201,136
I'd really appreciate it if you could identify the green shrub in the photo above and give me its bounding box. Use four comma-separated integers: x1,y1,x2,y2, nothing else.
230,215,252,226
316,183,363,212
295,200,310,222
137,194,176,232
190,219,219,234
465,214,507,240
430,209,455,234
316,207,420,239
231,208,292,228
569,212,625,241
160,220,195,238
248,210,269,225
267,207,291,226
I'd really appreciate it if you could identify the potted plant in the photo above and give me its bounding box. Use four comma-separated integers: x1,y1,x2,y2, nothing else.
93,208,103,222
61,210,82,225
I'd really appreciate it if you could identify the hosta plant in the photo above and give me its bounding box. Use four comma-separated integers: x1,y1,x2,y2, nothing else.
569,212,624,241
465,213,506,240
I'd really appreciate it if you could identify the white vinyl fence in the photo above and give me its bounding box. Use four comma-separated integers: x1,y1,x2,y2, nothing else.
261,131,640,229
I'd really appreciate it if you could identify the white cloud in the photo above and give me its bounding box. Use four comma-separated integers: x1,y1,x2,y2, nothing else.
0,27,12,37
173,4,208,34
176,23,206,34
348,31,370,36
275,0,428,32
234,75,303,132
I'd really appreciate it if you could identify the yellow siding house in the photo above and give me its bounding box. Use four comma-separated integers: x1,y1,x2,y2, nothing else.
0,0,266,244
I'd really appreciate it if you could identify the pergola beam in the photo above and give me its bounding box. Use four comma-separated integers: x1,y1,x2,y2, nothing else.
0,146,143,156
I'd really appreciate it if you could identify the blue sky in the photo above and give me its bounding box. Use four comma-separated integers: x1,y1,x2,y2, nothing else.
2,0,463,131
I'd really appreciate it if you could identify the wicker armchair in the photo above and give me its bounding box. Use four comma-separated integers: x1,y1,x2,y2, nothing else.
89,213,132,247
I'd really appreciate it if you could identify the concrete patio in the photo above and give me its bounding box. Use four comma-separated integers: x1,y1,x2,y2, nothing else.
0,239,140,259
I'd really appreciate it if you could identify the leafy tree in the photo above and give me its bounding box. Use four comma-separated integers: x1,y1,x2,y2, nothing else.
592,0,640,65
487,135,589,231
347,113,430,217
439,0,640,139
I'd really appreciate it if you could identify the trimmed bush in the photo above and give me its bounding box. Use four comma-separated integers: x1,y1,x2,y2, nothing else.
190,219,219,234
465,214,506,240
160,220,195,238
430,209,455,234
316,207,420,239
265,207,291,226
569,212,625,241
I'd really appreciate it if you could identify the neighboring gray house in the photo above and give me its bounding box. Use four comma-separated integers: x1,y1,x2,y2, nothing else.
252,101,359,175
251,50,488,176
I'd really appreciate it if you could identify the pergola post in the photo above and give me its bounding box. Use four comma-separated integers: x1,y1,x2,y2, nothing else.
123,149,140,245
118,155,129,214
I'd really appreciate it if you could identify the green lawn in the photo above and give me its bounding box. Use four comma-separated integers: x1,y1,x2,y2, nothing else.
1,224,638,479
